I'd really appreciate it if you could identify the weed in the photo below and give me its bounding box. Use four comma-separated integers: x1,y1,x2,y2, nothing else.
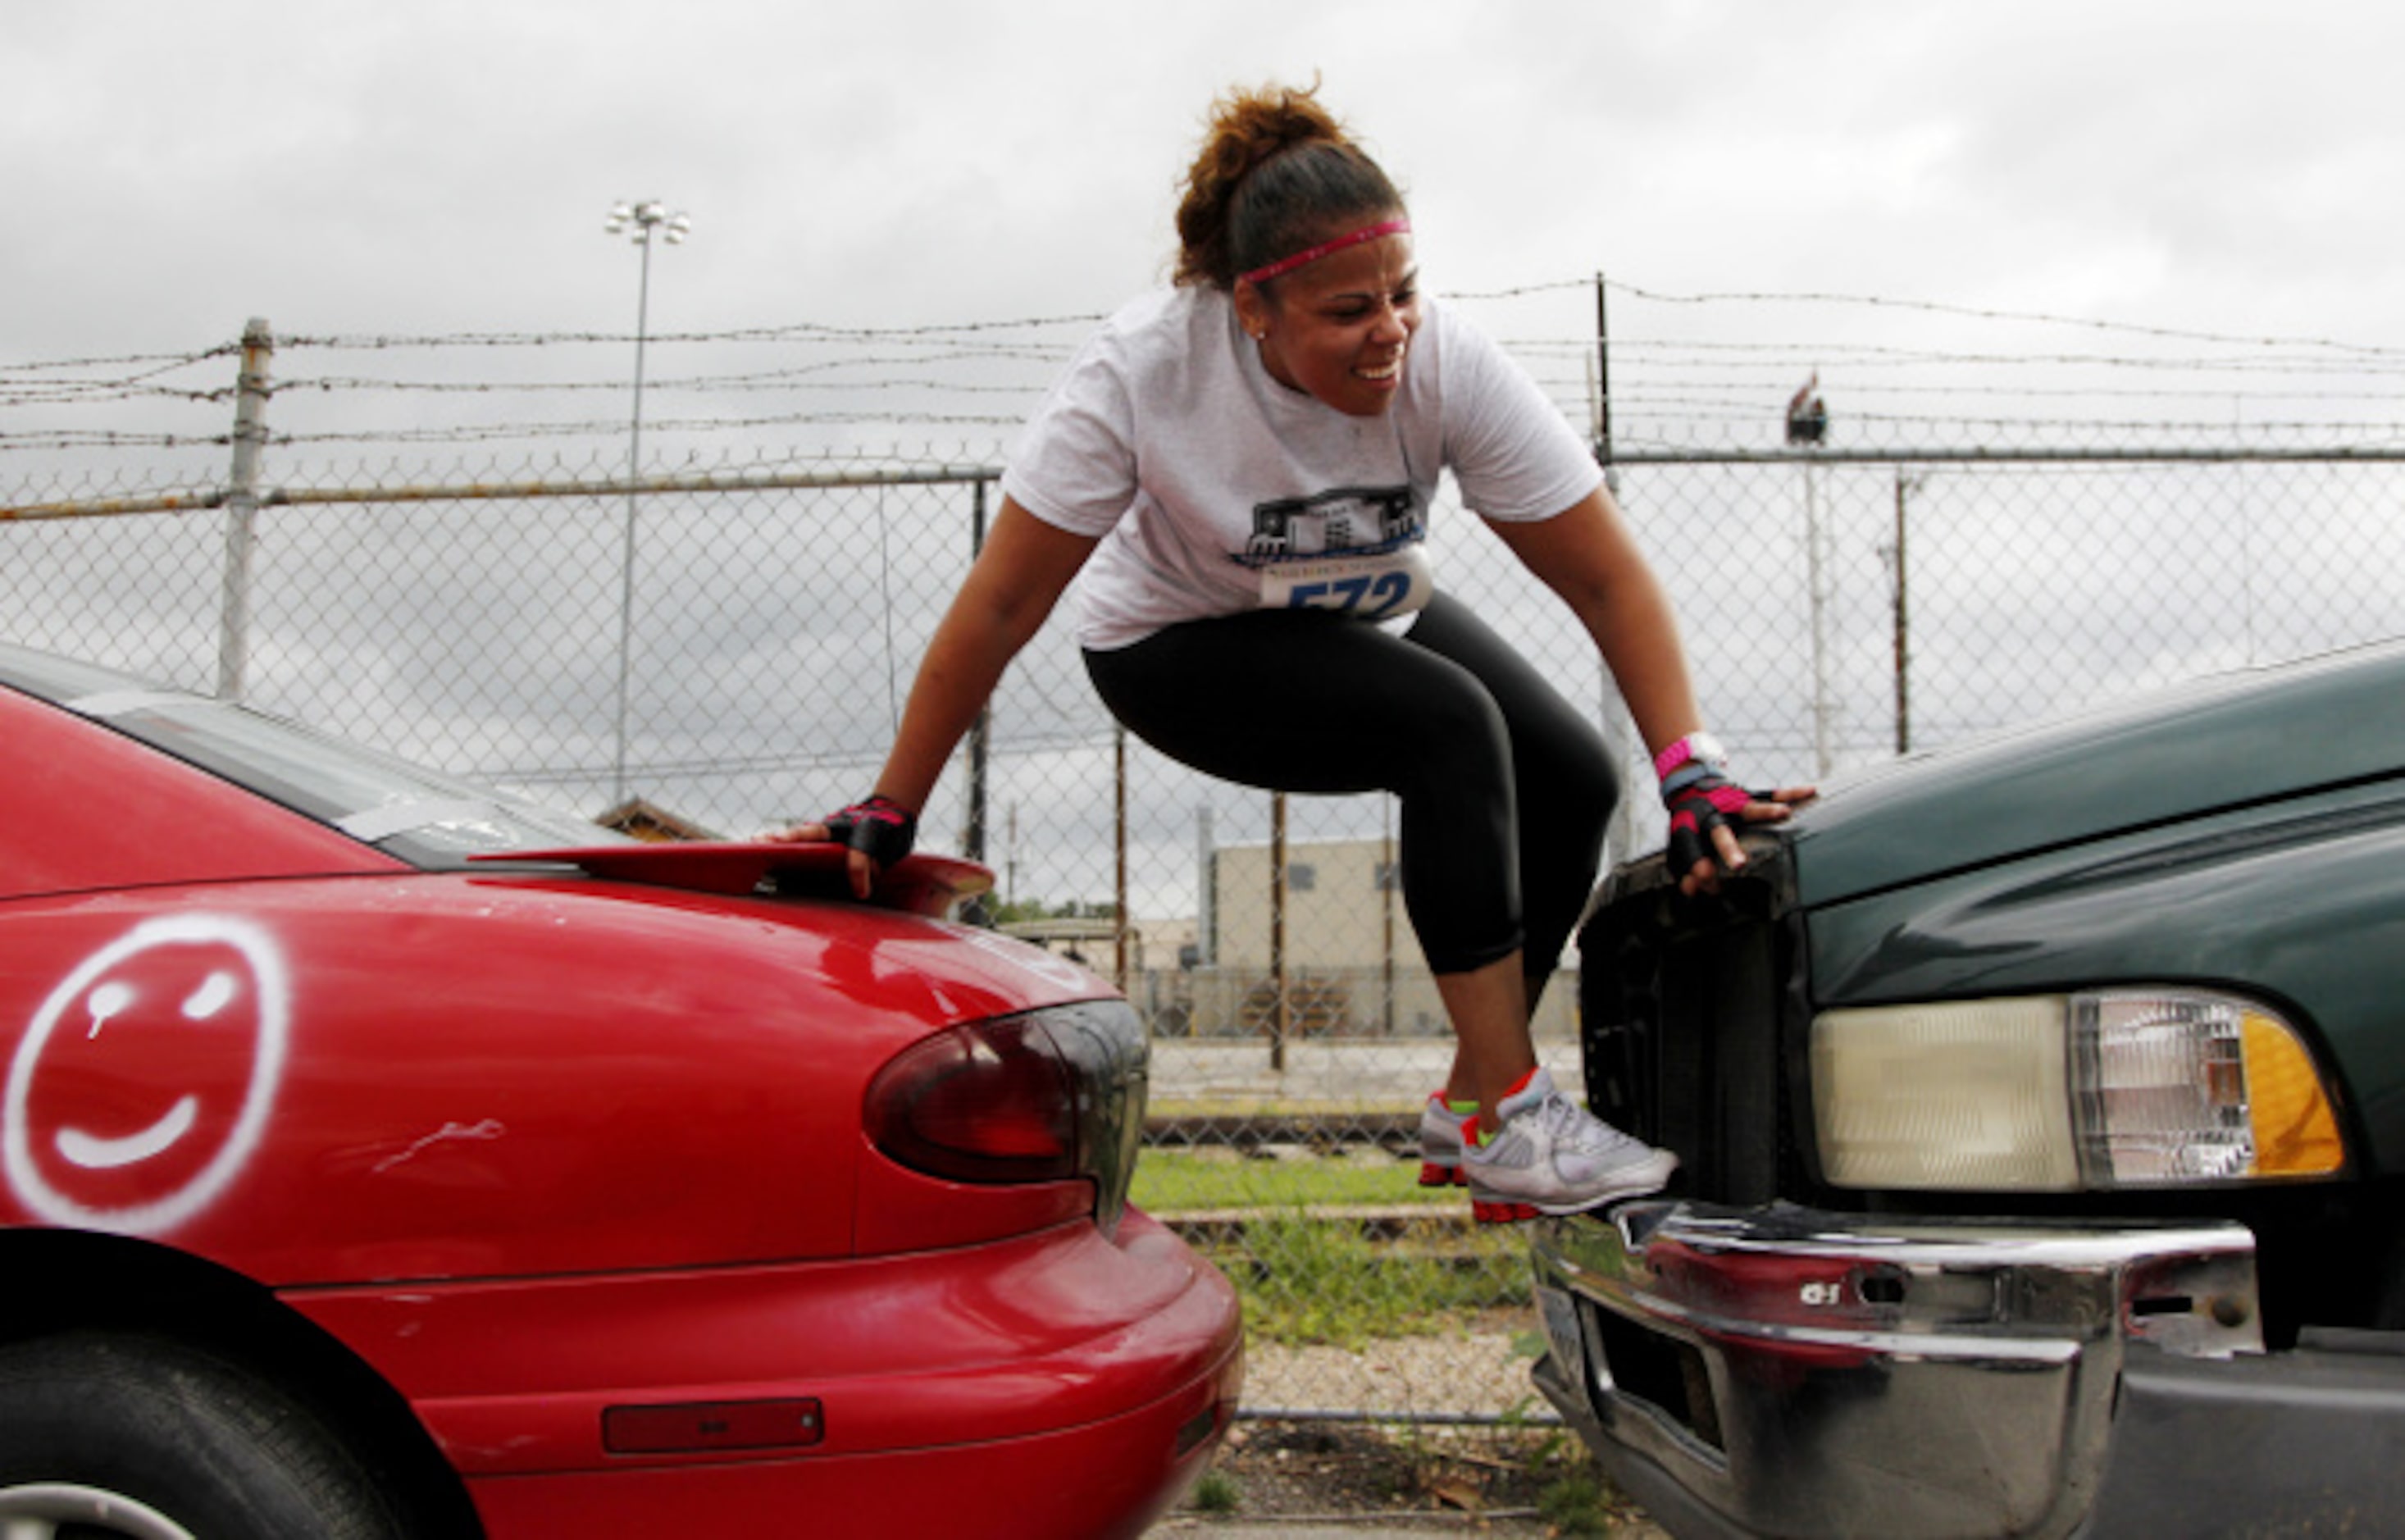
1537,1468,1615,1536
1191,1469,1241,1515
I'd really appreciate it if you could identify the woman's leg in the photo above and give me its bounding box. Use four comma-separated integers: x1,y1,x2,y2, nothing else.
1428,953,1536,1123
1404,595,1619,1002
1088,606,1530,976
1401,598,1619,1116
1088,603,1671,1214
1088,599,1605,1113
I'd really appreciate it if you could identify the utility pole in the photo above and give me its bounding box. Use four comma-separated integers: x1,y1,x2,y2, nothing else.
601,198,691,805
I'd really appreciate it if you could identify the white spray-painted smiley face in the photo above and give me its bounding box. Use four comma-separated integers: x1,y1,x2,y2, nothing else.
5,914,290,1234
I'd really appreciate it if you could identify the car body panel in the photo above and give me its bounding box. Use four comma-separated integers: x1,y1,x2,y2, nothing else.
1785,640,2405,907
458,1339,1239,1540
291,1210,1239,1476
0,873,1109,1282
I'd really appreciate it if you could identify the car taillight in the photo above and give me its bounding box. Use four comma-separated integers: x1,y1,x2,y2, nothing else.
865,1000,1148,1237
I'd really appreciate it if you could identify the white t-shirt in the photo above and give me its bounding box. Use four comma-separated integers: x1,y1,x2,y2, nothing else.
1001,286,1604,650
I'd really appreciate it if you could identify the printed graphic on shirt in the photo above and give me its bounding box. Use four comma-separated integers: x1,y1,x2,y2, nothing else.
1233,485,1433,620
1236,485,1422,566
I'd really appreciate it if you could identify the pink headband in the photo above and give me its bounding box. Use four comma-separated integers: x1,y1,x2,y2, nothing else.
1237,217,1412,286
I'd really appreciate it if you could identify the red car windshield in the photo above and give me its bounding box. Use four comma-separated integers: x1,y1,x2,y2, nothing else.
0,645,619,870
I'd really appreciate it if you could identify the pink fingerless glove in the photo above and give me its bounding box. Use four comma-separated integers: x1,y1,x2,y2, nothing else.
1656,733,1755,878
822,794,918,869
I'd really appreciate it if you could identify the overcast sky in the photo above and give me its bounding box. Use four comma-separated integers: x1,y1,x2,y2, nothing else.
12,0,2405,367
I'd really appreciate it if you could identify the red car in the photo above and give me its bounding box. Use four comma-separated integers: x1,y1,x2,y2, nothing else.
0,644,1241,1539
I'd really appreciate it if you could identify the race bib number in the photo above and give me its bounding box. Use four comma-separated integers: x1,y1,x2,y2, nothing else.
1257,543,1434,621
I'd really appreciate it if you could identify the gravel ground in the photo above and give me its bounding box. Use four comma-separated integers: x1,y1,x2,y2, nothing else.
1149,1419,1666,1538
1145,1319,1668,1538
1239,1319,1545,1420
1141,1041,1655,1535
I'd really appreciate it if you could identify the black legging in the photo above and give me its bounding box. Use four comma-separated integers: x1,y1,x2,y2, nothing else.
1084,593,1617,986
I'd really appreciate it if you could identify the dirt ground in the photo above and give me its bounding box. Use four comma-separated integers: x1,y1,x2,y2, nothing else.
1237,1314,1547,1422
1146,1314,1669,1537
1150,1419,1667,1537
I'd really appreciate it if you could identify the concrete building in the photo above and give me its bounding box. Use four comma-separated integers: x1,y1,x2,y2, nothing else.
1171,835,1577,1043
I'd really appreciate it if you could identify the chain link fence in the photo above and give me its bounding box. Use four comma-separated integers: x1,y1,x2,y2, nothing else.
7,299,2405,1434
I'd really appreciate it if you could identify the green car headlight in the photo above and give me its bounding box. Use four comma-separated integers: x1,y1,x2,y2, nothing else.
1811,988,2344,1191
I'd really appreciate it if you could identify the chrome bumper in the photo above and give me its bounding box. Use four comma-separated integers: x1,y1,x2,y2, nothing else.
1529,1201,2262,1539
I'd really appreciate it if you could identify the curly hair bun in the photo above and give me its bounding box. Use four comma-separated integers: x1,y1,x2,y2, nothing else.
1173,82,1403,290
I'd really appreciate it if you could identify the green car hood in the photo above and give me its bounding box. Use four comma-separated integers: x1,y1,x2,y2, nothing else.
1785,641,2405,908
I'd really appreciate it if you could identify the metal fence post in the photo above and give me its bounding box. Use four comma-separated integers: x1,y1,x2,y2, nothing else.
1114,725,1129,989
1891,472,1920,754
1801,453,1833,777
1269,791,1288,1073
216,317,272,701
965,477,990,863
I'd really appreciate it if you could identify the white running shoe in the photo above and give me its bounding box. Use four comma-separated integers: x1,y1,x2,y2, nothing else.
1416,1092,1472,1188
1462,1067,1677,1223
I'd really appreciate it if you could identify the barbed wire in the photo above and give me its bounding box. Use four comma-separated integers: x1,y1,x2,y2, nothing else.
1538,371,2405,408
278,371,1056,398
282,314,1107,352
0,344,239,377
8,276,2405,459
1594,279,2405,358
259,409,1032,448
0,385,234,410
16,412,2400,458
0,430,232,452
1530,342,2405,379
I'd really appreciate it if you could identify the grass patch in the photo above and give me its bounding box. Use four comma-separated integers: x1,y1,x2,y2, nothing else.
1132,1144,1531,1346
1211,1210,1531,1346
1132,1146,1453,1214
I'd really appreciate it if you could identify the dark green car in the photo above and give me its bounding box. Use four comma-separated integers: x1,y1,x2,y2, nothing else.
1532,642,2405,1538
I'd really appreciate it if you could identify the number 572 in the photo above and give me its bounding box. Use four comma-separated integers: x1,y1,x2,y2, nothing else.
1287,570,1411,619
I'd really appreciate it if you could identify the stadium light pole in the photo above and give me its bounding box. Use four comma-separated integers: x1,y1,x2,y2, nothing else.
602,198,690,807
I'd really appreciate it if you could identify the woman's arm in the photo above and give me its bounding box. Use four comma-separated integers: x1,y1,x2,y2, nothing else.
780,497,1100,892
873,499,1100,809
1484,484,1811,891
1482,484,1703,754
